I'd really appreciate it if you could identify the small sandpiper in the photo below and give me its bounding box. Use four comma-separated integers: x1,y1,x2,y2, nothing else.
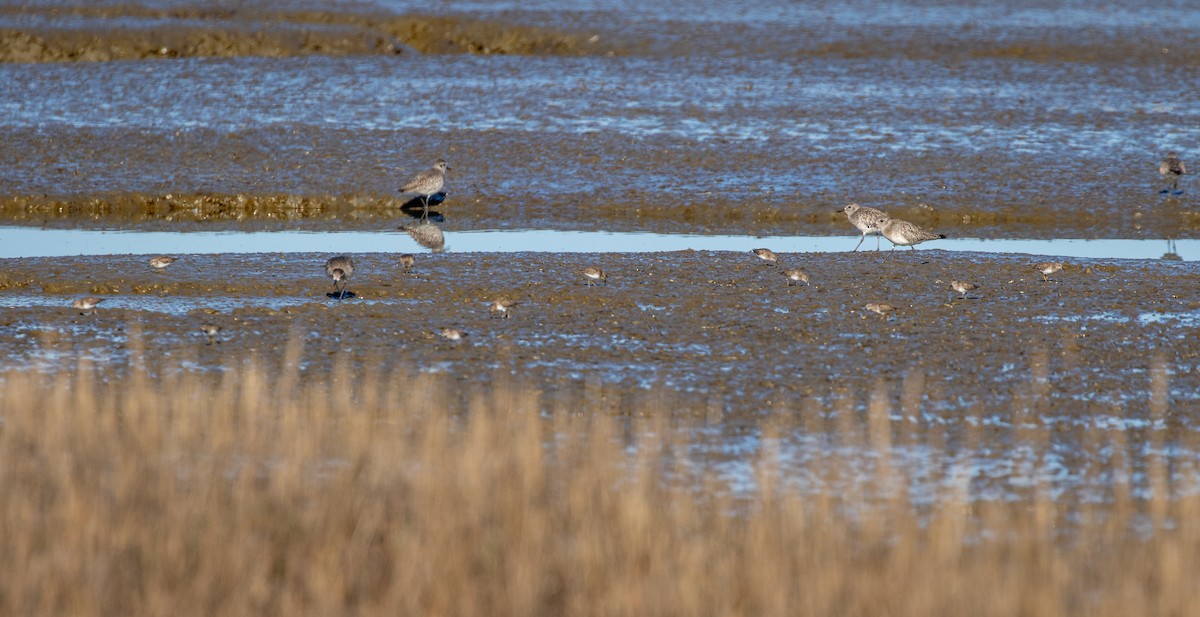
865,302,897,318
324,255,355,299
398,254,416,273
199,323,221,344
837,203,890,251
72,297,105,315
1160,152,1186,194
489,298,519,319
149,255,177,270
950,280,979,299
438,327,468,341
751,248,779,264
782,268,810,286
582,267,608,286
399,158,449,219
879,218,945,258
1035,261,1063,282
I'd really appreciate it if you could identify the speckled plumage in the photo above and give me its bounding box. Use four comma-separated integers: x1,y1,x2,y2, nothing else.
325,255,355,299
838,203,890,251
880,218,945,254
400,159,449,217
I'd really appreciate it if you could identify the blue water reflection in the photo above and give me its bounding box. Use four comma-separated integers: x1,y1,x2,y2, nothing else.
0,226,1194,261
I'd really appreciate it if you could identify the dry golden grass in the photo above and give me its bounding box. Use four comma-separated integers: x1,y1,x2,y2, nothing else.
2,350,1198,616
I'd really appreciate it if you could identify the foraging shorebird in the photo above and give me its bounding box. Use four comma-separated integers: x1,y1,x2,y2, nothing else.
72,297,105,315
1034,262,1063,282
582,267,608,286
324,255,355,299
149,255,177,270
782,268,810,286
489,298,520,319
438,327,468,341
751,248,779,264
950,280,979,299
199,323,221,344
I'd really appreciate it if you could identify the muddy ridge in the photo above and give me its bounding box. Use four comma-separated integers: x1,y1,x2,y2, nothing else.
0,6,615,62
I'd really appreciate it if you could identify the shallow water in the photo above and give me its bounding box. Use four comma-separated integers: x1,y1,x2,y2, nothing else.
1,226,1196,261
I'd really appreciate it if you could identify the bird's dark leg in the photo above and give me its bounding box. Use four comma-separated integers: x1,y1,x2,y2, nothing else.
852,234,866,252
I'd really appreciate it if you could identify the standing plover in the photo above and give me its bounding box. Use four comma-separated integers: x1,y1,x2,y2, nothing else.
582,267,607,286
438,327,468,341
199,323,221,344
864,302,897,318
399,158,449,218
782,268,810,286
837,203,890,251
880,218,945,257
489,298,519,319
751,248,779,264
72,297,105,315
399,254,416,273
1034,262,1063,282
324,255,355,299
1160,152,1186,194
950,280,979,299
149,255,177,270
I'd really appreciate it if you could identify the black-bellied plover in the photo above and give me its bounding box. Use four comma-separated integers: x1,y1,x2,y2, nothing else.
879,218,945,258
950,280,979,299
200,323,221,344
1160,152,1186,194
783,268,810,286
837,203,890,251
582,267,607,286
864,302,897,318
399,254,416,273
489,298,519,319
399,158,449,219
1034,261,1063,282
325,255,355,299
149,255,177,270
438,327,468,341
751,248,778,264
72,297,105,315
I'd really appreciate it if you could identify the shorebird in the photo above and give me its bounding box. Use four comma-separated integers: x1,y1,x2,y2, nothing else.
325,255,355,299
399,158,449,219
199,323,221,344
864,303,897,318
1034,262,1063,282
582,267,607,286
149,255,177,270
1160,152,1186,194
879,218,945,258
950,280,979,299
72,297,105,315
751,248,779,264
837,203,890,251
782,268,810,286
438,327,468,341
399,254,416,273
489,298,520,319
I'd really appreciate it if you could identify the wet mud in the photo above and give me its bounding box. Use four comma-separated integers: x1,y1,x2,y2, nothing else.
2,249,1198,419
